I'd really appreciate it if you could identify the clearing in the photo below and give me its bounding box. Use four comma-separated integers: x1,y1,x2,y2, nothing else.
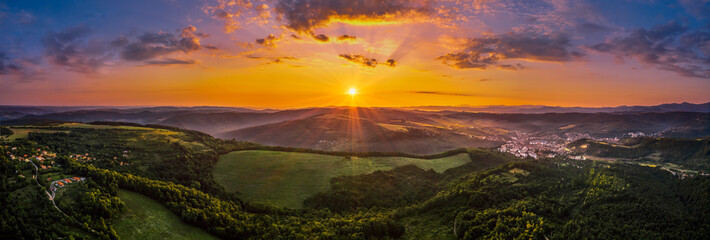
112,190,218,240
213,150,471,208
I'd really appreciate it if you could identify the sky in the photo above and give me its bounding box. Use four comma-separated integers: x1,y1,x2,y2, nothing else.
1,0,709,108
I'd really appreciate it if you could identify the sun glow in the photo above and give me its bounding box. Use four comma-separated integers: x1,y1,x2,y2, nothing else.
347,87,359,96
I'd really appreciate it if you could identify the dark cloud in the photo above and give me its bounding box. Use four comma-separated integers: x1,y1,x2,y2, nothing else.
339,54,397,68
312,34,329,42
437,52,492,69
274,0,432,33
120,25,204,61
498,63,525,70
110,36,129,47
577,22,611,33
246,55,298,65
337,35,357,41
384,58,397,67
256,34,281,47
590,21,710,78
0,52,22,75
42,25,112,74
0,52,44,80
438,32,584,69
144,58,197,66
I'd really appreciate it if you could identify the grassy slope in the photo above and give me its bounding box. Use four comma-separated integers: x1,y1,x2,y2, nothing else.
214,150,471,208
113,190,218,240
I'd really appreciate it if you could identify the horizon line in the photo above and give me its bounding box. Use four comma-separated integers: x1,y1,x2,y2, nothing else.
0,100,708,111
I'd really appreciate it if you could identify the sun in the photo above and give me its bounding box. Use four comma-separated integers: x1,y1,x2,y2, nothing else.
347,87,359,96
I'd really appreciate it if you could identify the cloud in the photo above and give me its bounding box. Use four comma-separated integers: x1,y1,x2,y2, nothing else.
577,22,611,33
42,25,113,74
0,52,44,81
0,52,29,80
274,0,433,33
143,58,197,66
679,0,710,19
438,31,584,69
256,34,282,47
0,52,21,75
255,3,271,20
110,36,129,47
410,91,473,96
119,25,205,62
337,35,357,41
384,58,397,67
339,54,397,68
246,55,299,65
203,0,254,33
590,20,710,78
312,34,329,42
497,63,525,70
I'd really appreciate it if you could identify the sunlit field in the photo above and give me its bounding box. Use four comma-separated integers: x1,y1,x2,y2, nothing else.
113,190,218,240
214,150,471,208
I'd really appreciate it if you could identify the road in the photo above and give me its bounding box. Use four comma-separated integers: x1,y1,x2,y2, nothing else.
27,159,69,216
27,158,96,233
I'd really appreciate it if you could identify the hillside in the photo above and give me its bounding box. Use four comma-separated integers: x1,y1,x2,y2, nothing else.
395,160,710,239
2,122,709,239
159,108,329,135
444,111,710,138
567,137,710,170
219,113,500,154
113,190,218,240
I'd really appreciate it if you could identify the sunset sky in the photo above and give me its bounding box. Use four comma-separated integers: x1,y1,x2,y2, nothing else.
1,0,709,108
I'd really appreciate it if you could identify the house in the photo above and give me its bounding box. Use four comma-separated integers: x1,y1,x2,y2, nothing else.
72,177,80,181
56,182,64,186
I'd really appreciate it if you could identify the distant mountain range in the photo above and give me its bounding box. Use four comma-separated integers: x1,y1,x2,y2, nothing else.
402,102,710,113
2,102,709,154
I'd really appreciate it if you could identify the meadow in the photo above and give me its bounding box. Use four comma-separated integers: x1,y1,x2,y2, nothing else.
2,127,68,140
213,150,471,208
112,190,218,240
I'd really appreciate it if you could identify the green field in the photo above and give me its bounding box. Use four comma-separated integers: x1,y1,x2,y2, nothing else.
213,150,471,208
113,190,218,240
2,127,68,140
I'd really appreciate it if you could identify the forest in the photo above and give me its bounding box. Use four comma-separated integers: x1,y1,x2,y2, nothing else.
1,123,709,239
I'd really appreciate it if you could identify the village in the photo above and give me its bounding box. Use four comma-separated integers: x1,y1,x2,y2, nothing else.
497,131,627,159
48,176,86,199
3,145,131,200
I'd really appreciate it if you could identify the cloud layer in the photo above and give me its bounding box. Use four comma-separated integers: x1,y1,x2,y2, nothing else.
120,25,204,62
438,31,584,69
590,21,710,78
42,25,113,74
274,0,433,33
339,54,397,68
